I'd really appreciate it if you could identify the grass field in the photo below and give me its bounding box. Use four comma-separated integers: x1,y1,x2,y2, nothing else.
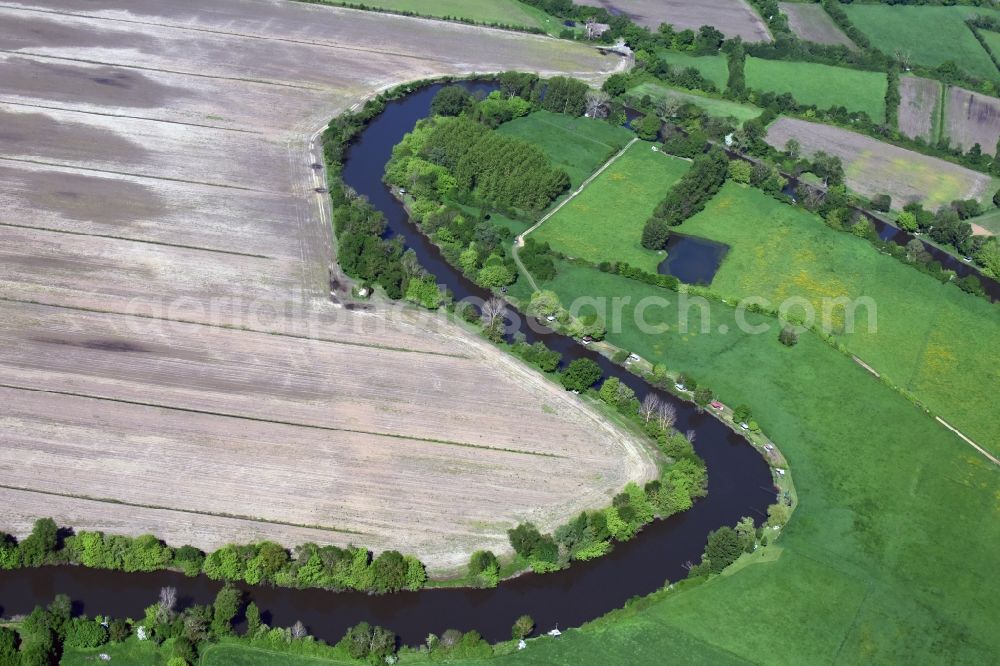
844,4,1000,81
60,638,167,665
657,51,730,89
497,111,634,187
491,254,1000,664
532,141,690,271
676,181,1000,451
323,0,550,30
627,81,763,124
745,57,887,120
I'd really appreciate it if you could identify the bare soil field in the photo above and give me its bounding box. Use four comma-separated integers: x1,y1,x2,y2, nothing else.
578,0,772,42
779,2,854,48
766,117,992,210
898,75,941,142
946,85,1000,155
0,0,648,571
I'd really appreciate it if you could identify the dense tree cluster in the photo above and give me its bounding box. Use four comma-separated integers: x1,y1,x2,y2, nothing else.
642,148,729,249
391,115,570,211
0,519,427,595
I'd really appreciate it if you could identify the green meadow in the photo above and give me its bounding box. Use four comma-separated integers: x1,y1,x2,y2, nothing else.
497,111,634,187
489,251,1000,664
627,81,763,124
532,141,690,271
677,182,1000,452
844,4,1000,81
745,57,888,120
657,51,730,89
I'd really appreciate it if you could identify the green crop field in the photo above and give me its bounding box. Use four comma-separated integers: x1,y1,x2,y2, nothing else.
657,51,730,89
483,251,1000,664
497,111,634,187
627,81,763,124
532,141,690,271
844,4,1000,81
745,57,888,120
675,182,1000,452
324,0,551,30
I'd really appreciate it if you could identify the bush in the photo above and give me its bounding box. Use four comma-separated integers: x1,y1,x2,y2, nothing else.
64,619,108,649
561,358,602,392
778,326,799,347
871,194,892,212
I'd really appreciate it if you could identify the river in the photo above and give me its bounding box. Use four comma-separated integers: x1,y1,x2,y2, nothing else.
0,82,774,646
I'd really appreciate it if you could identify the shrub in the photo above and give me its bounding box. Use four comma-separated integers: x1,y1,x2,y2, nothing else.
64,619,108,649
560,358,602,392
871,194,892,212
778,326,799,347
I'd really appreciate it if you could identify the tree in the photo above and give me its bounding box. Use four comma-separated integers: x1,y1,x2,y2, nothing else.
371,550,409,593
896,210,918,232
733,404,752,425
585,90,611,118
245,602,262,636
735,516,756,553
477,263,515,288
290,621,308,640
561,358,602,392
64,619,108,649
636,113,661,141
641,216,670,250
778,326,799,347
107,619,130,643
602,73,629,97
430,85,474,117
0,627,18,666
19,518,58,567
341,622,396,661
512,615,535,640
728,159,752,184
156,586,177,624
639,393,661,423
694,387,714,410
656,401,678,432
211,585,242,637
704,526,743,573
871,194,892,212
785,138,800,158
468,550,500,587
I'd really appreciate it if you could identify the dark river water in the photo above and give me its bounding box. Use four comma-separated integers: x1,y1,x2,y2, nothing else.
0,82,774,646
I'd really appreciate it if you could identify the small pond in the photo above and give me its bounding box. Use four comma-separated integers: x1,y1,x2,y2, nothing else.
658,233,730,285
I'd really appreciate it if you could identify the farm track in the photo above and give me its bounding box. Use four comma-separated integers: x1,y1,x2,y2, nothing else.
0,0,658,571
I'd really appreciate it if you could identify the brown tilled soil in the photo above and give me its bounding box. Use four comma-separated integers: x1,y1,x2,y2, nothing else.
898,75,941,142
779,3,854,48
946,85,1000,156
0,0,653,572
578,0,772,42
766,116,992,209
